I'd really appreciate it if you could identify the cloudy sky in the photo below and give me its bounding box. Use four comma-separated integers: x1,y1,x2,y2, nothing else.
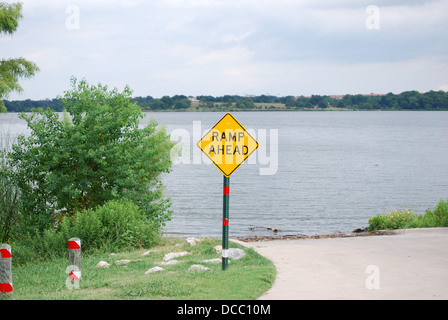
1,0,448,100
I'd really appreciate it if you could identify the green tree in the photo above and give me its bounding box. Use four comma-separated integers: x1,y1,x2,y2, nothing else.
149,99,164,110
160,95,173,109
174,98,191,109
4,78,174,234
0,2,39,113
360,102,373,110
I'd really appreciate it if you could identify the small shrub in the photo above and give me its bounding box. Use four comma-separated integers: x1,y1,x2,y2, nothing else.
368,207,416,230
57,198,160,252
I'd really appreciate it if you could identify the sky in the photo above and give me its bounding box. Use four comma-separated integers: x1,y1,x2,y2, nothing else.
1,0,448,100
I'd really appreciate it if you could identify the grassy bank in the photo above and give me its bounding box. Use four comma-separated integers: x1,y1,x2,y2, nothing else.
0,237,275,300
368,198,448,231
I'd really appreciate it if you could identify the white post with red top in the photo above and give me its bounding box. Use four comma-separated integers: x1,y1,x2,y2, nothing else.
0,244,13,295
68,237,81,289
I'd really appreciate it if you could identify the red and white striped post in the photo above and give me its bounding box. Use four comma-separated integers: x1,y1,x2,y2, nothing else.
67,238,81,289
0,244,13,295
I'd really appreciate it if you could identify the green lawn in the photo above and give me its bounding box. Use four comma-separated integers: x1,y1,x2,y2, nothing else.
1,237,275,300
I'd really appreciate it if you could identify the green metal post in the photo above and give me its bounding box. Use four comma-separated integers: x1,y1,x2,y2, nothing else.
222,175,230,270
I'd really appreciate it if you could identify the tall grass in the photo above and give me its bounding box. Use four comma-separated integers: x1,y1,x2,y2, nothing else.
368,198,448,231
407,199,448,228
0,129,21,243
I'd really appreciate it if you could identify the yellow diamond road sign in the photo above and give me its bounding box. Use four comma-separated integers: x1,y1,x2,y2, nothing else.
197,113,259,177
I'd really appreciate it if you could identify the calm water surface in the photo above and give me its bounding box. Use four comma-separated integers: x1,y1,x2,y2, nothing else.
2,111,448,237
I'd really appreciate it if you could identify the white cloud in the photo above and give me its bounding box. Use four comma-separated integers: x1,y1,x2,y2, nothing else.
160,16,197,33
221,30,256,43
381,0,448,29
3,0,448,100
155,0,225,8
18,0,141,10
193,45,255,65
120,0,140,8
22,49,69,71
87,53,105,61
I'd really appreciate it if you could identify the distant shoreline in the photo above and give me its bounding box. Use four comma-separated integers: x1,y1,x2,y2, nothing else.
5,108,448,114
4,90,448,112
139,108,448,112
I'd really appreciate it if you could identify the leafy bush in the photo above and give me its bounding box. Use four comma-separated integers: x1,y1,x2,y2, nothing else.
2,77,174,235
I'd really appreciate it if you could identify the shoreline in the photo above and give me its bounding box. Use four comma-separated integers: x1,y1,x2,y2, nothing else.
165,228,394,243
233,226,448,242
170,227,447,243
233,229,393,242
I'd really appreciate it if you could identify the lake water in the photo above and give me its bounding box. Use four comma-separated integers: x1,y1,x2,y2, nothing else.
1,111,448,237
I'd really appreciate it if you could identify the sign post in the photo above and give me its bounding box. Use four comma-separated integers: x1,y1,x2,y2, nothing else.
197,113,258,270
222,176,230,270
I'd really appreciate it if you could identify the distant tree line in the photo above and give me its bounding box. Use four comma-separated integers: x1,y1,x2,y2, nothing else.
291,90,448,110
3,90,448,112
3,98,63,112
132,95,192,110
